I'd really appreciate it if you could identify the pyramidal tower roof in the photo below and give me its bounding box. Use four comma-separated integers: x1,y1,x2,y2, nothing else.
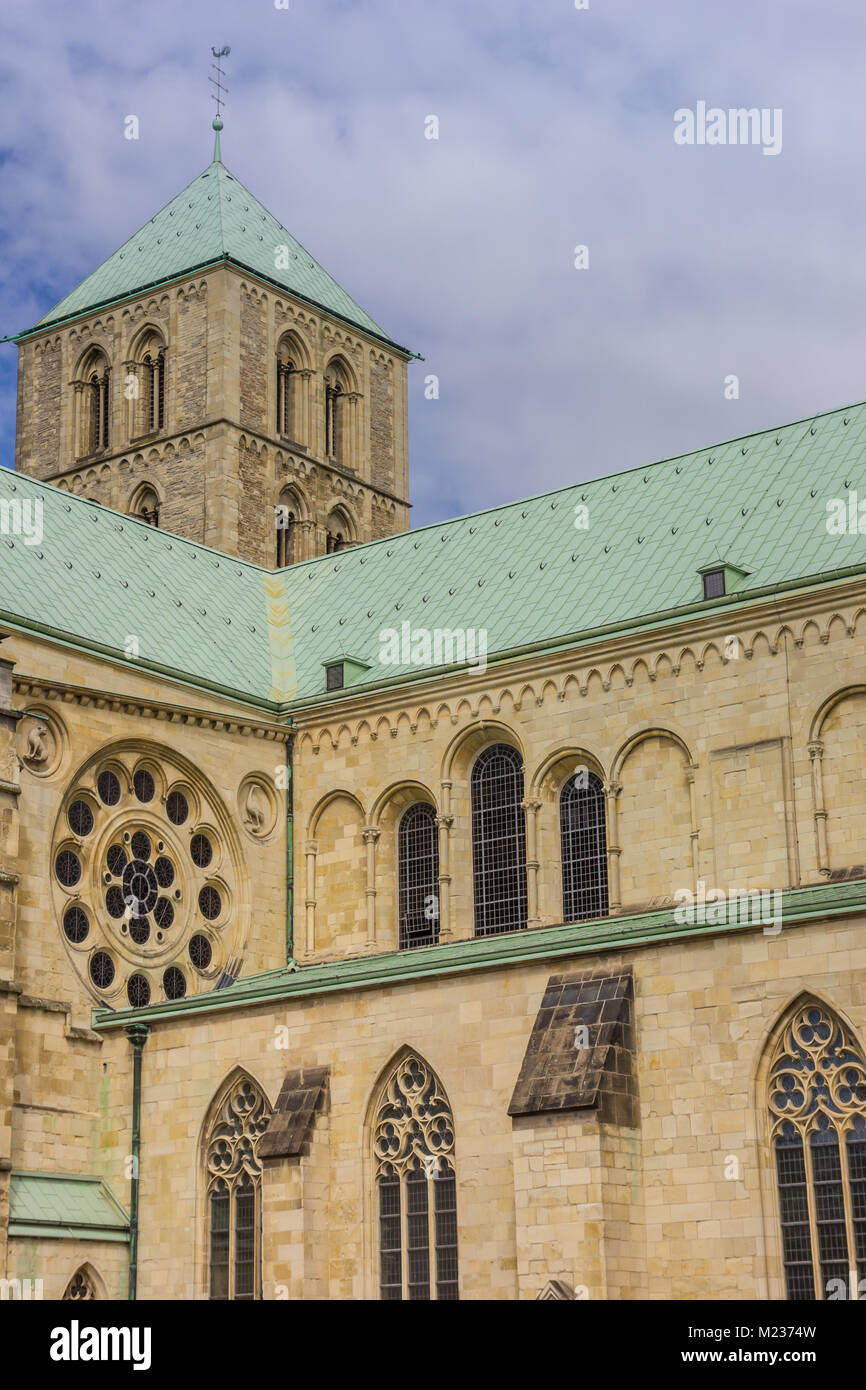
28,129,405,351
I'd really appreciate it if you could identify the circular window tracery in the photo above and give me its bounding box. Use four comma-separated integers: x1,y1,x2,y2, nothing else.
53,748,243,1007
97,770,121,806
55,849,82,888
133,769,155,803
68,800,94,837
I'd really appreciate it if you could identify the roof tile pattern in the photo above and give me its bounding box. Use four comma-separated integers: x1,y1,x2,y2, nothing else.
32,158,395,346
2,399,866,706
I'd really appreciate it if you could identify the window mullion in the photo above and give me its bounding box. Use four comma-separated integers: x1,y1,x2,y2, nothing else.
227,1179,236,1301
427,1172,438,1301
838,1123,858,1300
400,1171,409,1301
801,1129,823,1300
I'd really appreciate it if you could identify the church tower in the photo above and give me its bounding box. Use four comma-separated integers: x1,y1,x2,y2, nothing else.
12,120,412,566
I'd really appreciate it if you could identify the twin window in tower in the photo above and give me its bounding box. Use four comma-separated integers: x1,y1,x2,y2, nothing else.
276,339,354,469
73,338,165,460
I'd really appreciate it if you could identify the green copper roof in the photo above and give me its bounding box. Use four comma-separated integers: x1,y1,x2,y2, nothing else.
2,398,866,707
9,1172,129,1241
281,398,866,701
30,156,402,349
0,471,281,706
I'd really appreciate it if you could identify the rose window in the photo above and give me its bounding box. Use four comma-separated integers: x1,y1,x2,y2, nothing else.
52,747,244,1009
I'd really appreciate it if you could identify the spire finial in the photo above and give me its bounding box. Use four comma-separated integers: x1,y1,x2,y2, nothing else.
209,45,230,162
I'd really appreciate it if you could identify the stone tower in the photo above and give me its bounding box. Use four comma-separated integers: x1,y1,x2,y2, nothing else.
13,124,412,566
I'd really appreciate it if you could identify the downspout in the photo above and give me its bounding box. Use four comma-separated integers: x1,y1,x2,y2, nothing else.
285,732,295,966
124,1022,150,1300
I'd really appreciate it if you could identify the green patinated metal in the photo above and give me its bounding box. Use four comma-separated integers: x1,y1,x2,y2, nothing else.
4,399,866,710
24,154,408,353
90,877,866,1031
9,1171,130,1242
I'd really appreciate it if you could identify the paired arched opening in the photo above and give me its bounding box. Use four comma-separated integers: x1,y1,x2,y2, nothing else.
73,347,111,457
275,332,310,445
323,356,356,468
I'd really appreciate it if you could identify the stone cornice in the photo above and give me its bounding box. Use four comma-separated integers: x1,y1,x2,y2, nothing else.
91,875,866,1031
287,572,866,727
13,674,291,741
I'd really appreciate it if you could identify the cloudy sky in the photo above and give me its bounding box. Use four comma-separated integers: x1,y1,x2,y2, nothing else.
0,0,862,527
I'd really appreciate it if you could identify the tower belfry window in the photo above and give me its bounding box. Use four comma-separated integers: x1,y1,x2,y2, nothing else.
86,366,110,454
277,357,294,437
325,381,342,459
143,349,165,433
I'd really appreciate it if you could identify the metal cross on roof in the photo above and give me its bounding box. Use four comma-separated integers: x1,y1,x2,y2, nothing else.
210,45,231,120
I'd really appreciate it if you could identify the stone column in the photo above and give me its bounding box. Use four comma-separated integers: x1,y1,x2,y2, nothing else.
522,799,542,926
686,763,700,895
808,741,829,874
435,812,454,942
362,826,380,946
304,839,318,955
604,780,622,910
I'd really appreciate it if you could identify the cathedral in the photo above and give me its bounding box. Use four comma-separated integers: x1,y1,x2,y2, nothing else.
1,118,865,1304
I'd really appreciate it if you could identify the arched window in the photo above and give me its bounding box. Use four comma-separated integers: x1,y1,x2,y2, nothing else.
323,358,354,466
75,349,111,456
374,1052,458,1300
63,1266,97,1300
325,506,353,555
398,803,440,950
769,1002,866,1300
471,743,527,936
129,484,160,527
276,507,296,566
205,1075,271,1300
561,771,609,922
142,348,165,433
276,354,295,438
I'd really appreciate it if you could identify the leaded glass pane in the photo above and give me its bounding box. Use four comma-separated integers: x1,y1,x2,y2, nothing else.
561,771,609,922
398,803,439,949
471,744,527,936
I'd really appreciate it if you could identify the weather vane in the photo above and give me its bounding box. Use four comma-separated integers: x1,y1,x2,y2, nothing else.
210,45,231,122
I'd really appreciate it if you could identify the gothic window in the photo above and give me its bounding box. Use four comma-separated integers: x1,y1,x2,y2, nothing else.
398,803,440,950
62,1267,97,1300
373,1053,459,1300
561,771,609,922
205,1076,272,1301
471,744,527,936
769,1002,866,1300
